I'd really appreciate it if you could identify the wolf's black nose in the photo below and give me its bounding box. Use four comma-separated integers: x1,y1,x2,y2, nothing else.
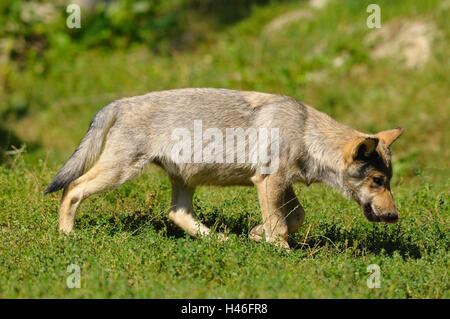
384,212,399,222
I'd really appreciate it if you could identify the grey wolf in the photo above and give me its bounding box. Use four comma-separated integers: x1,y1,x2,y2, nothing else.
45,88,403,250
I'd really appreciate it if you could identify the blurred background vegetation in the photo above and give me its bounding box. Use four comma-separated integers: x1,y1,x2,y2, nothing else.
0,0,448,184
0,0,448,299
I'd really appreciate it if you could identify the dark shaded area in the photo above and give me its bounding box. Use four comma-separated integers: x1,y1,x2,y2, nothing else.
0,126,24,163
0,126,22,151
76,209,186,238
185,0,273,26
196,205,254,236
289,222,424,259
0,124,42,164
75,205,254,239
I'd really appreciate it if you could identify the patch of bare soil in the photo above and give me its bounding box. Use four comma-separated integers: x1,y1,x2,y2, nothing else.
263,9,314,35
309,0,330,9
365,20,435,69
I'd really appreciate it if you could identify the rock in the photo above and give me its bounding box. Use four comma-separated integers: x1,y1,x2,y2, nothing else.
365,20,435,69
21,2,58,24
309,0,330,9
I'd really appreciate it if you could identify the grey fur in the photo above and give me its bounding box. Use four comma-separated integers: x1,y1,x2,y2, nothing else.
46,88,357,190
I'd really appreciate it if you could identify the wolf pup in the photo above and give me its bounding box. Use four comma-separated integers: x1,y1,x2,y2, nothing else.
45,88,403,250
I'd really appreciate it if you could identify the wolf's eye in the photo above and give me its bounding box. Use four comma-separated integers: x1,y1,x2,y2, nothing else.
372,177,383,187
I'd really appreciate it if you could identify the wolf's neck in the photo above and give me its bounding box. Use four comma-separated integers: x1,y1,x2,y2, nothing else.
301,107,358,193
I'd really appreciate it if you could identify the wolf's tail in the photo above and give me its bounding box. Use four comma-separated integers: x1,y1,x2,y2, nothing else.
44,104,117,194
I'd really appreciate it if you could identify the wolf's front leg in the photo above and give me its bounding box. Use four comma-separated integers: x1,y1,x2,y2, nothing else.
282,186,305,233
251,174,291,251
249,185,305,243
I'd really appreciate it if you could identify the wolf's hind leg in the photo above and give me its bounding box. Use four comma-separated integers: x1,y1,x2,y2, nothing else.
168,178,226,240
249,185,304,242
58,158,141,233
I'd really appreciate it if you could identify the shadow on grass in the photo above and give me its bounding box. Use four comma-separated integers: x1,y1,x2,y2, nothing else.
77,207,255,240
289,222,423,259
78,209,424,259
77,210,186,238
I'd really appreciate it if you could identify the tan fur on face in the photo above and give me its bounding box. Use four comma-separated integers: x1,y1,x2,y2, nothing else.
362,173,398,216
371,188,397,213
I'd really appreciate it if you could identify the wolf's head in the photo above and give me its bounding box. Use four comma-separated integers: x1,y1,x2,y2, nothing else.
341,127,404,223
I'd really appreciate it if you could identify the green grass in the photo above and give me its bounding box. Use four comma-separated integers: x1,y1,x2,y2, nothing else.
0,159,448,298
0,0,448,298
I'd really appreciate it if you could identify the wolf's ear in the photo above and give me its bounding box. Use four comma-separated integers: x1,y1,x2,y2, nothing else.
344,136,379,163
376,127,404,148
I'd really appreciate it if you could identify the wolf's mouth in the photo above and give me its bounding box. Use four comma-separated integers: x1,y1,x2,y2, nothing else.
362,204,399,223
362,203,381,222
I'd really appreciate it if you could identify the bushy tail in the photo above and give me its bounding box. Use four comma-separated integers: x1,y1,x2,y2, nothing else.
44,104,117,194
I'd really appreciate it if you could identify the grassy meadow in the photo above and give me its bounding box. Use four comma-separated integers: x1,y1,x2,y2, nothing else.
0,0,448,298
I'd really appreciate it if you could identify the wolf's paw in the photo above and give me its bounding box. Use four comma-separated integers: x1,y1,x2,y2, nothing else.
58,225,74,234
249,224,264,242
